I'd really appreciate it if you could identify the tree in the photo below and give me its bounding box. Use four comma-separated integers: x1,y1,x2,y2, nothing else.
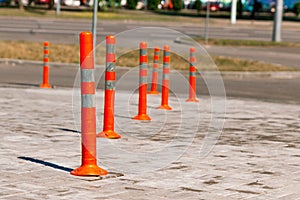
148,0,160,10
195,0,202,14
126,0,137,9
294,2,300,16
17,0,25,10
237,0,243,17
172,0,182,11
251,0,262,19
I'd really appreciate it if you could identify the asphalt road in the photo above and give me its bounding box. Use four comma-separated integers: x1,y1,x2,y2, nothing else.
1,16,300,43
1,16,299,69
1,61,299,104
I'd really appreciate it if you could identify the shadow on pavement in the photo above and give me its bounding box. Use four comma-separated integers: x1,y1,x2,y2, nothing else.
3,83,39,88
57,127,80,133
18,156,72,173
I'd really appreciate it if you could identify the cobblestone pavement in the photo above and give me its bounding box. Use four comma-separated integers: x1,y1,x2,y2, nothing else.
0,87,299,199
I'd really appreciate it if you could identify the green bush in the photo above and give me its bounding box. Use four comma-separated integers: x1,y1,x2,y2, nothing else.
126,0,137,9
109,0,115,8
147,0,160,10
294,2,300,16
195,0,202,13
172,0,182,11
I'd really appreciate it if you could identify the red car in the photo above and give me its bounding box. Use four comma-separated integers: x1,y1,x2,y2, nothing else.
35,0,50,4
204,2,220,12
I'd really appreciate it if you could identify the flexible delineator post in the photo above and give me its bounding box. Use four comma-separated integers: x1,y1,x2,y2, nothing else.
133,42,151,121
157,45,172,110
148,47,160,94
186,47,199,102
97,36,121,139
71,32,108,176
39,41,52,88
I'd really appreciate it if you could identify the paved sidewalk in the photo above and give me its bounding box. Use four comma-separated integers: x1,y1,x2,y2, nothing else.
0,87,299,199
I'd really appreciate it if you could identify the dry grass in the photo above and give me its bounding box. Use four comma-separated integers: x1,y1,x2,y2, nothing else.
117,49,189,70
117,50,296,71
194,38,300,47
213,56,295,72
0,41,79,63
0,41,297,72
0,8,204,23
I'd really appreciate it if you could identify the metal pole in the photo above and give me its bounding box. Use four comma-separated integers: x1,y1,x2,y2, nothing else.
204,1,210,44
231,0,237,24
92,0,98,58
56,0,60,15
272,0,283,42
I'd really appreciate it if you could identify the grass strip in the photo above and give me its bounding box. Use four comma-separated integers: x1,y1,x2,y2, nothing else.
0,7,202,23
0,40,297,72
195,38,300,47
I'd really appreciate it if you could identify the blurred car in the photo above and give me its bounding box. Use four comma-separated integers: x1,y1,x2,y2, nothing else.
136,1,145,9
186,0,197,9
120,0,126,6
14,0,50,5
64,0,80,6
15,0,29,5
35,0,50,4
183,0,191,8
159,0,173,9
203,2,220,11
243,0,289,13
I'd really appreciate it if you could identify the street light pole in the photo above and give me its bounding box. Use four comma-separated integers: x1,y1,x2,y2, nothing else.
204,1,210,44
56,0,60,15
231,0,237,24
272,0,283,42
92,0,98,58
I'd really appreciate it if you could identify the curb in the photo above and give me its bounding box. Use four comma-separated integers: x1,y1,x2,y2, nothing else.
1,58,300,79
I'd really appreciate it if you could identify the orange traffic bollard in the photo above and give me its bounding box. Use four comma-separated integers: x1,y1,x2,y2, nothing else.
71,32,108,177
39,41,52,88
148,47,160,95
186,47,199,102
157,45,172,110
97,36,121,139
133,42,151,121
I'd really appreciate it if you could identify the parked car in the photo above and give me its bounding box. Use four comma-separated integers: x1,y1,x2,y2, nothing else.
186,0,197,9
159,0,173,9
243,0,290,13
203,1,220,11
64,0,80,6
35,0,50,4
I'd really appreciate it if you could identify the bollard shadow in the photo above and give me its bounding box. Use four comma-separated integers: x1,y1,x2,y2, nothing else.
57,127,80,133
114,114,133,120
4,82,39,88
18,156,72,173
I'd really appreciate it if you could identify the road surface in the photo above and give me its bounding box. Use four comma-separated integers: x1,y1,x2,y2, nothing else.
1,16,299,69
1,16,300,43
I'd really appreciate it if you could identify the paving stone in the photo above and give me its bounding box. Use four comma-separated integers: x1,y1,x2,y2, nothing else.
0,87,299,199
